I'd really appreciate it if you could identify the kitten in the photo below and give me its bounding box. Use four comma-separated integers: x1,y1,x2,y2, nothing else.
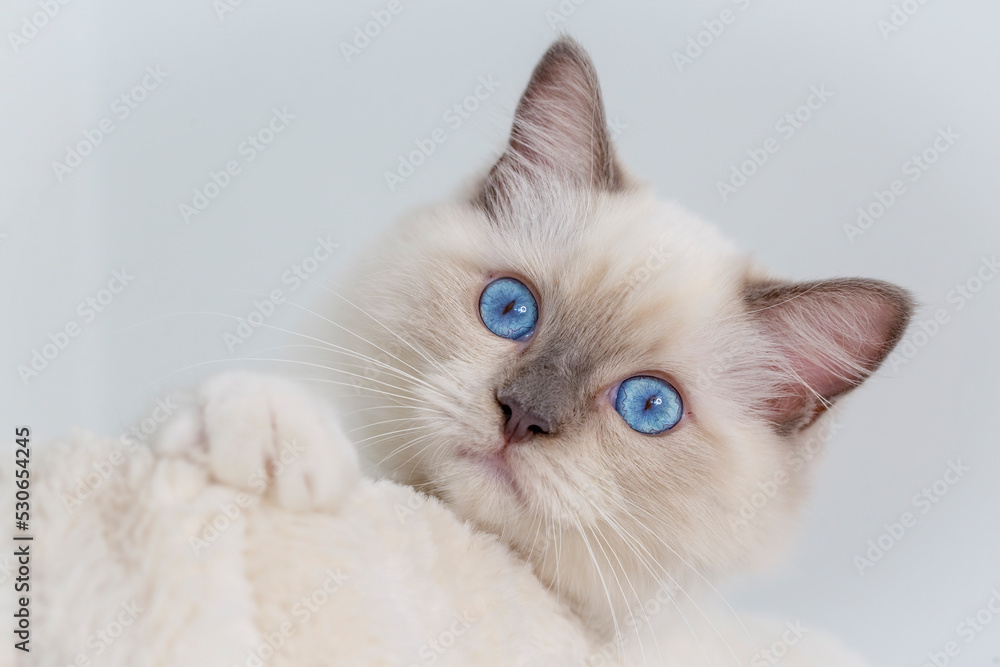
22,38,912,667
315,37,913,636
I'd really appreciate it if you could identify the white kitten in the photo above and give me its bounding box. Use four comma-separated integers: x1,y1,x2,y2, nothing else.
17,38,908,667
314,37,912,639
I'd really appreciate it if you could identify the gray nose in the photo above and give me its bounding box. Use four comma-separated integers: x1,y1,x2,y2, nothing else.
498,397,550,444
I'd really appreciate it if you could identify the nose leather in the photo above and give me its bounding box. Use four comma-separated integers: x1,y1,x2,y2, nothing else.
499,398,550,444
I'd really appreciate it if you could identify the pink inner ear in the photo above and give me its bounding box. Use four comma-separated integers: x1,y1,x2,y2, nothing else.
509,48,606,178
748,279,913,430
475,38,622,216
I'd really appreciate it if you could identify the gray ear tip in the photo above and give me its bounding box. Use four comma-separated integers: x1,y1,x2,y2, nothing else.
743,275,916,351
472,35,622,213
747,277,914,312
875,279,915,316
537,36,597,75
837,279,915,356
836,278,915,326
546,35,587,56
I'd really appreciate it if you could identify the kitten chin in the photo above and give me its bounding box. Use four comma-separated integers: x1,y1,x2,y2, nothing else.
307,38,912,633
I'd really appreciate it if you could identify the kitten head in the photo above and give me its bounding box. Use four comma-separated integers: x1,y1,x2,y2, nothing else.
326,39,912,630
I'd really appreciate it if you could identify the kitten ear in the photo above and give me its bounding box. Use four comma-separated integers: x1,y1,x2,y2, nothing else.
476,38,624,214
745,278,914,434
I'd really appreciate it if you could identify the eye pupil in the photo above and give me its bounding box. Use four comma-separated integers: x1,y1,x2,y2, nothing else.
616,376,682,434
479,278,538,341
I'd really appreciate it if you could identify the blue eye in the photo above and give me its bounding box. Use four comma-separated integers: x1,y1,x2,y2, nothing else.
479,278,538,341
615,376,683,434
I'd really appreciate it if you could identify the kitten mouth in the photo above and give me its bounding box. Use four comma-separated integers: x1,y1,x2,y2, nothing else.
456,447,525,501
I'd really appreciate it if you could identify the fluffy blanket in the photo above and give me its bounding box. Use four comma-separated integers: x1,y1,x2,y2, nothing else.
0,373,868,666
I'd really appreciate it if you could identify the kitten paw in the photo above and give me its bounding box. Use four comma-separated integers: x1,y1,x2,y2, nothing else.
155,371,360,512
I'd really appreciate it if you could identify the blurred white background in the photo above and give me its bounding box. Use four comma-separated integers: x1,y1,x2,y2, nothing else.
2,0,999,663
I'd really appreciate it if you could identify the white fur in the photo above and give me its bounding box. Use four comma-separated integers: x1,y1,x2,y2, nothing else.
6,374,869,666
299,39,907,652
11,39,903,666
